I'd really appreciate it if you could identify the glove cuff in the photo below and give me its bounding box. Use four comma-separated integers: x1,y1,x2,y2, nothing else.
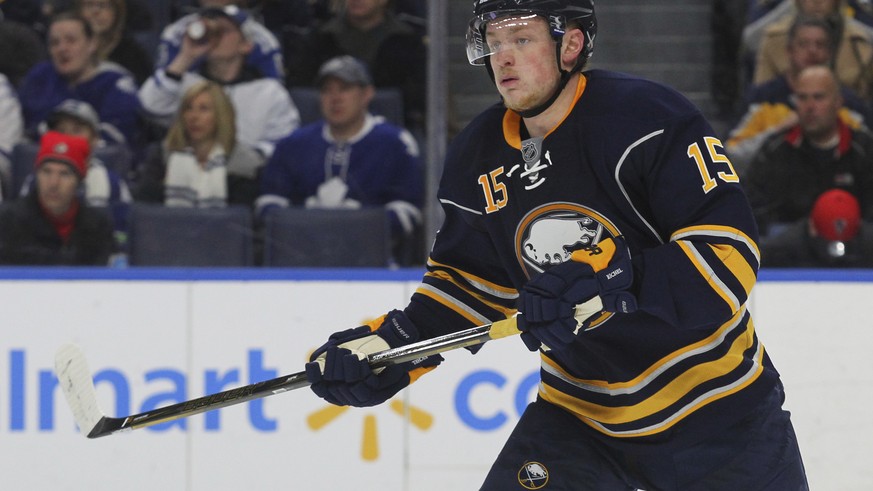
377,310,421,348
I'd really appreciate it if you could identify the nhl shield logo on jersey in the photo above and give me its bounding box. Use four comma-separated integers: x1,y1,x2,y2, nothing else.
517,461,549,489
507,137,552,190
521,137,541,163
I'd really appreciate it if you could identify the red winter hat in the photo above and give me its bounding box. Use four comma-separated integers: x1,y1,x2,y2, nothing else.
811,189,861,241
36,130,89,179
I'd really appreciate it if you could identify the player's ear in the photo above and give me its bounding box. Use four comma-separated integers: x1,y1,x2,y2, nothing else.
561,28,585,69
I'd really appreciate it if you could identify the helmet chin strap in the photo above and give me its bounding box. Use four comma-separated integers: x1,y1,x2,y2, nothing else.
488,41,582,119
517,67,574,118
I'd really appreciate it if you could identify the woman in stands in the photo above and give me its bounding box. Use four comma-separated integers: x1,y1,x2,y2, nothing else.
75,0,154,85
17,11,141,148
133,80,264,208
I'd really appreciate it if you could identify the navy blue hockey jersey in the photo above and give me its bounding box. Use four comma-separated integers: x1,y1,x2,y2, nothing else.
404,70,778,445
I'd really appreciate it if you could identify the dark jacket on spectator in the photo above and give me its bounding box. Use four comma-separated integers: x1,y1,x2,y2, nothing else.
0,192,113,265
108,34,154,86
744,121,873,234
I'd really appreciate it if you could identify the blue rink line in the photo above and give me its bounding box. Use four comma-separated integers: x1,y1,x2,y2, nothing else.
0,267,426,282
0,267,870,282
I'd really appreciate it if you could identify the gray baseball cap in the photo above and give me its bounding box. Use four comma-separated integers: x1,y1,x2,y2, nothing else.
316,56,373,86
47,99,100,133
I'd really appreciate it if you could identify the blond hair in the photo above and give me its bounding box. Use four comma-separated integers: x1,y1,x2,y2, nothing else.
165,81,237,154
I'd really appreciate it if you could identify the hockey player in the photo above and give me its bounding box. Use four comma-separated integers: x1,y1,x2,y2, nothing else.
304,1,809,489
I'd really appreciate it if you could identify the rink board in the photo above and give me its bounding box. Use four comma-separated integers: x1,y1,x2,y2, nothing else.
0,268,870,490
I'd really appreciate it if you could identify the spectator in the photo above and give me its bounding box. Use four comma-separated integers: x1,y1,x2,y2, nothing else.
0,73,24,195
727,16,871,173
743,0,796,60
139,4,299,158
19,99,132,250
134,80,264,207
75,0,154,85
257,56,422,261
0,131,114,265
753,0,873,99
744,65,873,237
16,11,141,148
156,1,285,81
291,0,427,131
0,17,47,87
761,188,873,267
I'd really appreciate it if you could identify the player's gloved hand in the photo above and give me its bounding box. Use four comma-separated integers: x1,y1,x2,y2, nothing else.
305,310,442,407
517,236,637,351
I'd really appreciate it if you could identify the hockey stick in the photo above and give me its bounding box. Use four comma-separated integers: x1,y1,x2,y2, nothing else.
54,315,521,439
54,297,603,439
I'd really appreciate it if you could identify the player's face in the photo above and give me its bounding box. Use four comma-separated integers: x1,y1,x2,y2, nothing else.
36,161,80,217
182,91,218,145
788,25,831,71
485,15,561,113
319,78,373,129
48,19,97,80
792,69,842,139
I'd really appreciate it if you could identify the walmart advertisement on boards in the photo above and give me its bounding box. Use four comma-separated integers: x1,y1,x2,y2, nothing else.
1,270,872,490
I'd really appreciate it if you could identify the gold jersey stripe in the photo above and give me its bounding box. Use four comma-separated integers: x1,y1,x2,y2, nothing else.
678,240,740,312
671,224,760,267
426,258,518,299
414,284,491,326
540,307,746,393
541,335,766,438
540,320,755,425
708,243,756,297
424,270,517,318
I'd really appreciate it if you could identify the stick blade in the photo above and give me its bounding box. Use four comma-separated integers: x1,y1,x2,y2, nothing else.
54,343,106,438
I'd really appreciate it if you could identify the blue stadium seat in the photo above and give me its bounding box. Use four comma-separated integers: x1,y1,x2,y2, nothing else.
263,207,390,267
128,203,254,266
288,87,405,126
9,142,38,199
94,143,134,178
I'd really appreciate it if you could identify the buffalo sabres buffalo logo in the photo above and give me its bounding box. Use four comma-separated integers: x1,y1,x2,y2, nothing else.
515,203,622,276
515,203,622,330
518,461,549,489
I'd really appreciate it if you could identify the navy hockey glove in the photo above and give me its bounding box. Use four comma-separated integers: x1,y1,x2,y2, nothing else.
518,236,637,351
305,310,442,407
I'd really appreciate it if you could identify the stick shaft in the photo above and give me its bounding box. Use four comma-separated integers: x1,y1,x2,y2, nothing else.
84,316,520,437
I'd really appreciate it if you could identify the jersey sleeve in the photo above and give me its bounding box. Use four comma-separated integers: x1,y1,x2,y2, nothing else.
404,129,518,341
621,111,760,332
